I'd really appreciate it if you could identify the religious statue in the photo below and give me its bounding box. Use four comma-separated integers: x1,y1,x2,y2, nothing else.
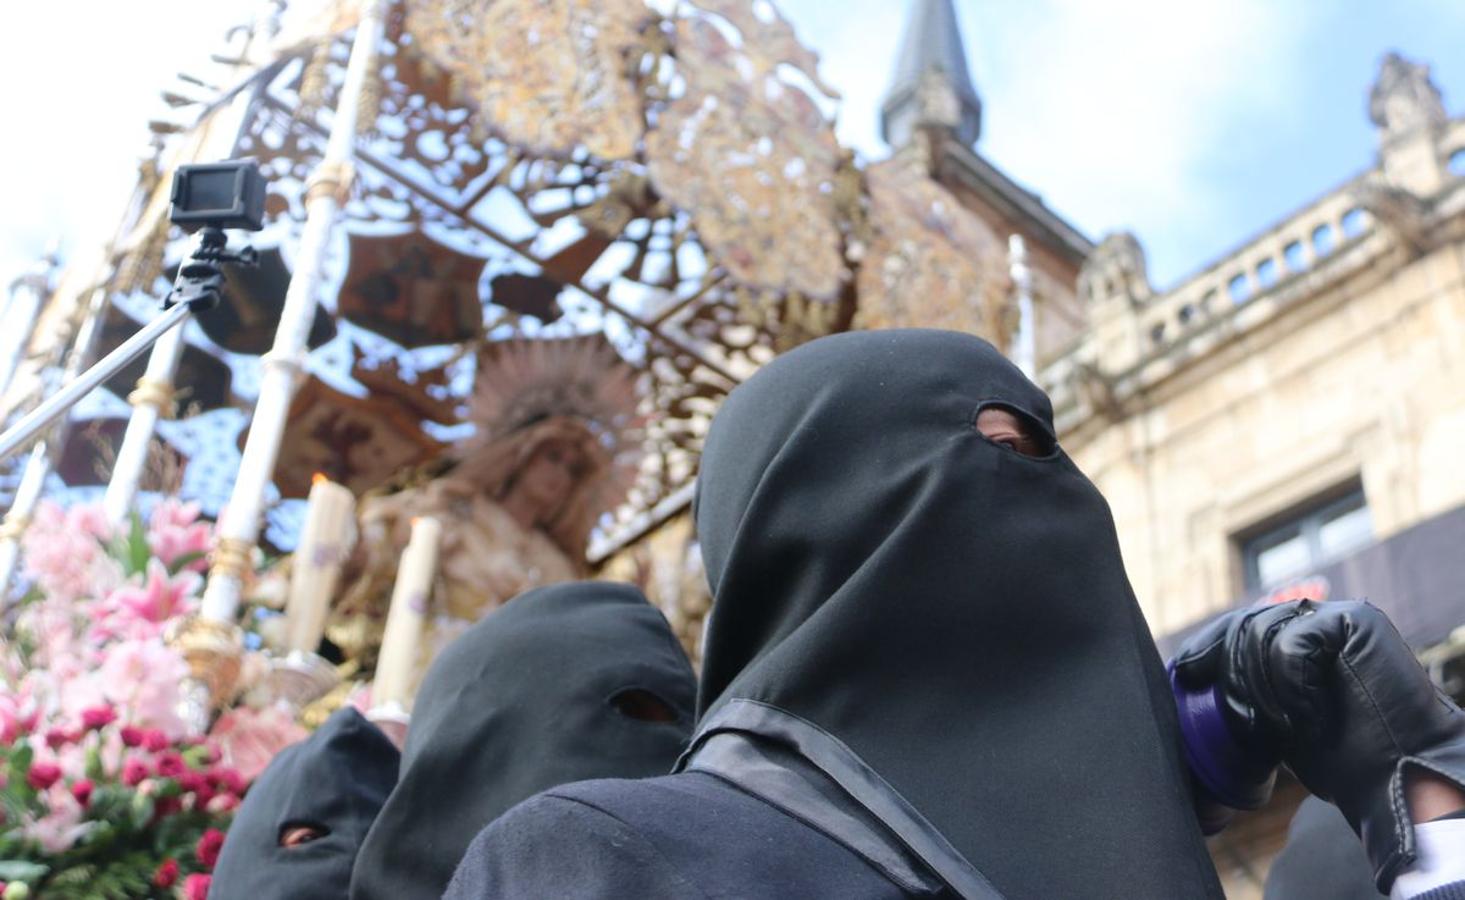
327,335,644,686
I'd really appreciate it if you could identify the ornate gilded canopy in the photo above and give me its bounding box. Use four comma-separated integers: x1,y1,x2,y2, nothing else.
91,0,1012,554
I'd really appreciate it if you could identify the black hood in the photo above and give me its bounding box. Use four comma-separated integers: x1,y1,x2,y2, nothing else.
1264,797,1383,900
685,329,1222,899
350,581,696,900
212,708,398,900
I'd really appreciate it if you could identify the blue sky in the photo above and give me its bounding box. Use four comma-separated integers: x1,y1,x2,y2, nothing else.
2,1,1463,293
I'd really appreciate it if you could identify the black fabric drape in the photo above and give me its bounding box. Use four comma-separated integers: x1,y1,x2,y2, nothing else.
1264,797,1384,900
211,708,398,900
350,581,695,900
684,328,1223,899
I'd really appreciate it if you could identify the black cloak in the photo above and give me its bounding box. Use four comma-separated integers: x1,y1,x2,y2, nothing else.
350,581,696,900
446,329,1222,899
211,707,399,900
683,329,1222,898
1264,797,1384,900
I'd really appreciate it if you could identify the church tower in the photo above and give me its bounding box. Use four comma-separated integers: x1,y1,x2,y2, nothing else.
879,0,983,148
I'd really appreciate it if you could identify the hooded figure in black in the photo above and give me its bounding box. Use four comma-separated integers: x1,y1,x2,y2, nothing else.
211,707,398,900
350,581,696,900
447,329,1223,899
1264,797,1384,900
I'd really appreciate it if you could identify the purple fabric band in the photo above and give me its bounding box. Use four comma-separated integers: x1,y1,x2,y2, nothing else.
1168,662,1278,814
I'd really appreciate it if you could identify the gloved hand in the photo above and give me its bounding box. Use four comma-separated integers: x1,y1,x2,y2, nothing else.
1173,599,1465,892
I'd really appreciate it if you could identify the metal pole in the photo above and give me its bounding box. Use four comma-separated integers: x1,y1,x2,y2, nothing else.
0,302,192,463
1008,234,1036,379
103,320,187,524
0,258,55,400
200,0,387,624
0,284,113,595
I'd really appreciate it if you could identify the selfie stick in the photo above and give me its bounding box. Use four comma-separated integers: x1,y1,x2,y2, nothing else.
0,225,254,463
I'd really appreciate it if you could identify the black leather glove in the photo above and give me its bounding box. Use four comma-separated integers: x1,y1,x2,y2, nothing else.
1173,599,1465,892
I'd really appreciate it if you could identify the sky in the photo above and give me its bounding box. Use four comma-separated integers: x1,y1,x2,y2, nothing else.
2,1,1464,294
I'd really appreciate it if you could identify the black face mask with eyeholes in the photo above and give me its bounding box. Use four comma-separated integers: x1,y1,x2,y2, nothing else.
350,581,695,900
211,708,399,900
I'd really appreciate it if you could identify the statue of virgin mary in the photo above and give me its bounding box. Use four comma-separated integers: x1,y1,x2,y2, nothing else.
328,334,644,688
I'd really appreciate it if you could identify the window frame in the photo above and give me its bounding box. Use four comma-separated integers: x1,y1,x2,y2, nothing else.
1239,486,1372,591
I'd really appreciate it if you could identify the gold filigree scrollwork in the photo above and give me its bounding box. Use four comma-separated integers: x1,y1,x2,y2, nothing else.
854,158,1006,334
645,5,846,303
404,0,655,161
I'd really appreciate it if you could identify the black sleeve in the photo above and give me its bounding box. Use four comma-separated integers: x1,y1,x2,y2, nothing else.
443,793,706,900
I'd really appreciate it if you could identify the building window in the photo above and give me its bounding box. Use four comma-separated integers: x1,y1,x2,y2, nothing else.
1241,488,1373,591
1312,223,1335,257
1283,240,1307,272
1256,257,1279,288
1341,207,1368,238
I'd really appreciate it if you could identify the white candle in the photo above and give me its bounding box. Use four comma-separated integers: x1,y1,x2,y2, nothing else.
371,516,442,710
284,474,356,653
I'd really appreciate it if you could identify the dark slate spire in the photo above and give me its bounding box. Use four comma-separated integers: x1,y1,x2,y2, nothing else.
879,0,983,148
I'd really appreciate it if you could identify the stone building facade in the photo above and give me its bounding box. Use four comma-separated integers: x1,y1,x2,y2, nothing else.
875,4,1465,896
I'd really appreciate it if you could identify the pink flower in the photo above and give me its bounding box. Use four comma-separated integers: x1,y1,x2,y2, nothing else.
182,873,211,900
143,729,170,753
20,502,122,604
97,641,189,740
119,725,145,747
80,706,116,730
196,828,225,869
147,500,212,573
23,784,87,853
205,793,239,814
0,689,38,744
209,706,306,782
153,859,179,889
101,561,200,638
70,779,94,806
26,761,61,790
121,757,150,786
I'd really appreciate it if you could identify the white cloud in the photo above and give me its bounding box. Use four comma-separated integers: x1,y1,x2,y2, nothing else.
0,1,254,287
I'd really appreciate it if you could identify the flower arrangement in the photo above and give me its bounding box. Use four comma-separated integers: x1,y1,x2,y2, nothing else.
0,500,307,898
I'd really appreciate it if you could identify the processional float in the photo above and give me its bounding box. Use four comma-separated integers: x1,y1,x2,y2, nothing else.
0,0,1016,726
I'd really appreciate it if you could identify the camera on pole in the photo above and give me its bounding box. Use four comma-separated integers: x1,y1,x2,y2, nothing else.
0,160,269,462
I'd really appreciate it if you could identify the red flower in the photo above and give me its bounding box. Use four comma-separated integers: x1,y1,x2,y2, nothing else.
196,828,226,869
182,872,211,900
121,757,150,787
142,729,170,752
119,725,145,747
70,779,95,806
208,767,246,796
26,761,62,791
154,795,183,819
155,751,187,779
43,727,75,750
79,706,117,731
153,859,179,889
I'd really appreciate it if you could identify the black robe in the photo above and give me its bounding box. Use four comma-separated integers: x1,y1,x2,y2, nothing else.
350,581,695,900
448,329,1225,899
211,708,398,900
1264,797,1385,900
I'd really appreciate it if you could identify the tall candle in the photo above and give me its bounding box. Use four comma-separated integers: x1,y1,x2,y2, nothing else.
371,516,442,710
284,474,356,653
